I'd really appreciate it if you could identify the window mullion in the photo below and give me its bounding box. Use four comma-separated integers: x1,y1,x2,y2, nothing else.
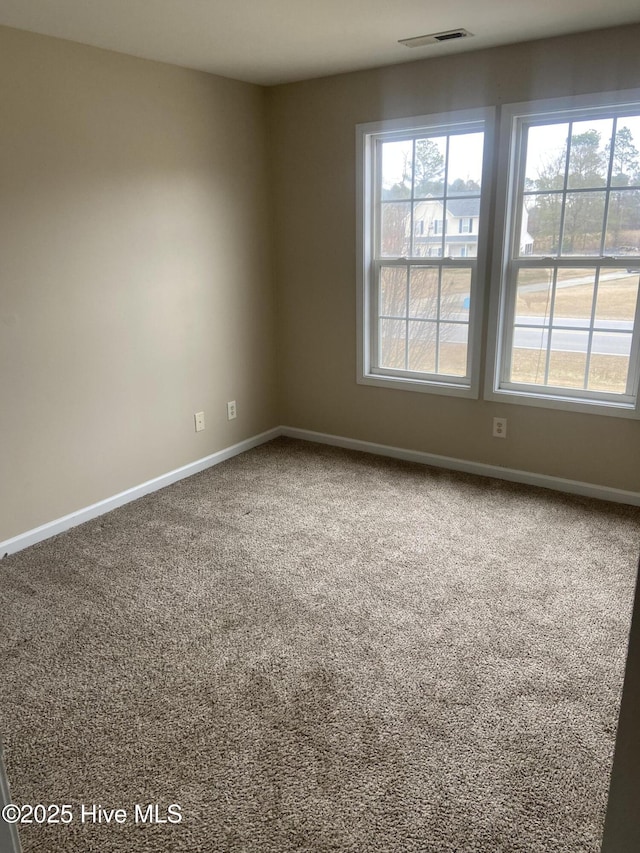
434,267,442,373
600,117,617,257
374,139,383,261
557,120,573,258
512,122,529,261
543,267,559,385
500,262,516,387
442,136,450,258
409,139,416,258
404,265,410,371
584,266,601,390
505,123,531,386
372,260,381,369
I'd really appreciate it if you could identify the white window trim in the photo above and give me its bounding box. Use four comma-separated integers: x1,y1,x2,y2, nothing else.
356,107,495,398
485,89,640,419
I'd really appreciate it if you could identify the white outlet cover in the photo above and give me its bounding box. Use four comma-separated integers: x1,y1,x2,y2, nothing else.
492,417,507,438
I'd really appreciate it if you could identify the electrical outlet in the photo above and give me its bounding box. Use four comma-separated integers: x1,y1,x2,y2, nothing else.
493,417,507,439
194,411,205,432
227,400,237,420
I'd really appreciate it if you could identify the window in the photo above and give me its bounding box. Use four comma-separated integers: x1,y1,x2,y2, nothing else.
488,91,640,417
356,108,493,396
459,218,473,234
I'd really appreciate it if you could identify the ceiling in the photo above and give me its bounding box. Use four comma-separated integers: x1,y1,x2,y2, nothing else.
1,0,639,86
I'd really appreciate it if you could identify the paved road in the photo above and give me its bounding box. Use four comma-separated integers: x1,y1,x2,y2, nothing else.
494,269,635,354
443,313,633,355
513,322,632,356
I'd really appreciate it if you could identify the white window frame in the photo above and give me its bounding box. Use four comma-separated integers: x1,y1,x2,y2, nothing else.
356,108,494,397
486,89,640,419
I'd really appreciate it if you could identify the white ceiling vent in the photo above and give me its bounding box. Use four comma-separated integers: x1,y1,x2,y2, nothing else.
398,28,473,49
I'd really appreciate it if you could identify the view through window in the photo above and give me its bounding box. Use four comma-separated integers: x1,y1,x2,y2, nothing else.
359,95,640,415
499,108,640,405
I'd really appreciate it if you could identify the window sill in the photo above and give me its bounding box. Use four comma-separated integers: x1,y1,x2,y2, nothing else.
485,385,639,419
358,371,478,398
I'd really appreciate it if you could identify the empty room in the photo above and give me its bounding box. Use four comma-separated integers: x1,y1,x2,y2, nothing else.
1,2,640,852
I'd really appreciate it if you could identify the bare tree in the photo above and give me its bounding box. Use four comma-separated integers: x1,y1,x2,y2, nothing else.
529,126,640,254
379,267,468,374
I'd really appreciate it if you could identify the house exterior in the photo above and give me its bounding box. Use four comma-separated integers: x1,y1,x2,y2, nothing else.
412,196,480,258
412,194,533,257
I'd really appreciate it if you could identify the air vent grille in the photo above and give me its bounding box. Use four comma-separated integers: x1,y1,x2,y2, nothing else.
435,30,467,42
398,28,473,49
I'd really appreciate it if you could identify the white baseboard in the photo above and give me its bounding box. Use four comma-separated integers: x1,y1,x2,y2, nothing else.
280,426,640,507
4,423,638,558
0,427,281,557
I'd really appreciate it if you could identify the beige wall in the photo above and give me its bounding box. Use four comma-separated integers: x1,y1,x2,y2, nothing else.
268,25,640,494
0,26,277,542
2,23,640,546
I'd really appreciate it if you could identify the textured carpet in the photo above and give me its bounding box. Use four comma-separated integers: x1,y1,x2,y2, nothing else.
1,437,639,853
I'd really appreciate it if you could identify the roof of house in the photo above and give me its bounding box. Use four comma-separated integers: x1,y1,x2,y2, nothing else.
414,194,481,218
445,196,481,218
